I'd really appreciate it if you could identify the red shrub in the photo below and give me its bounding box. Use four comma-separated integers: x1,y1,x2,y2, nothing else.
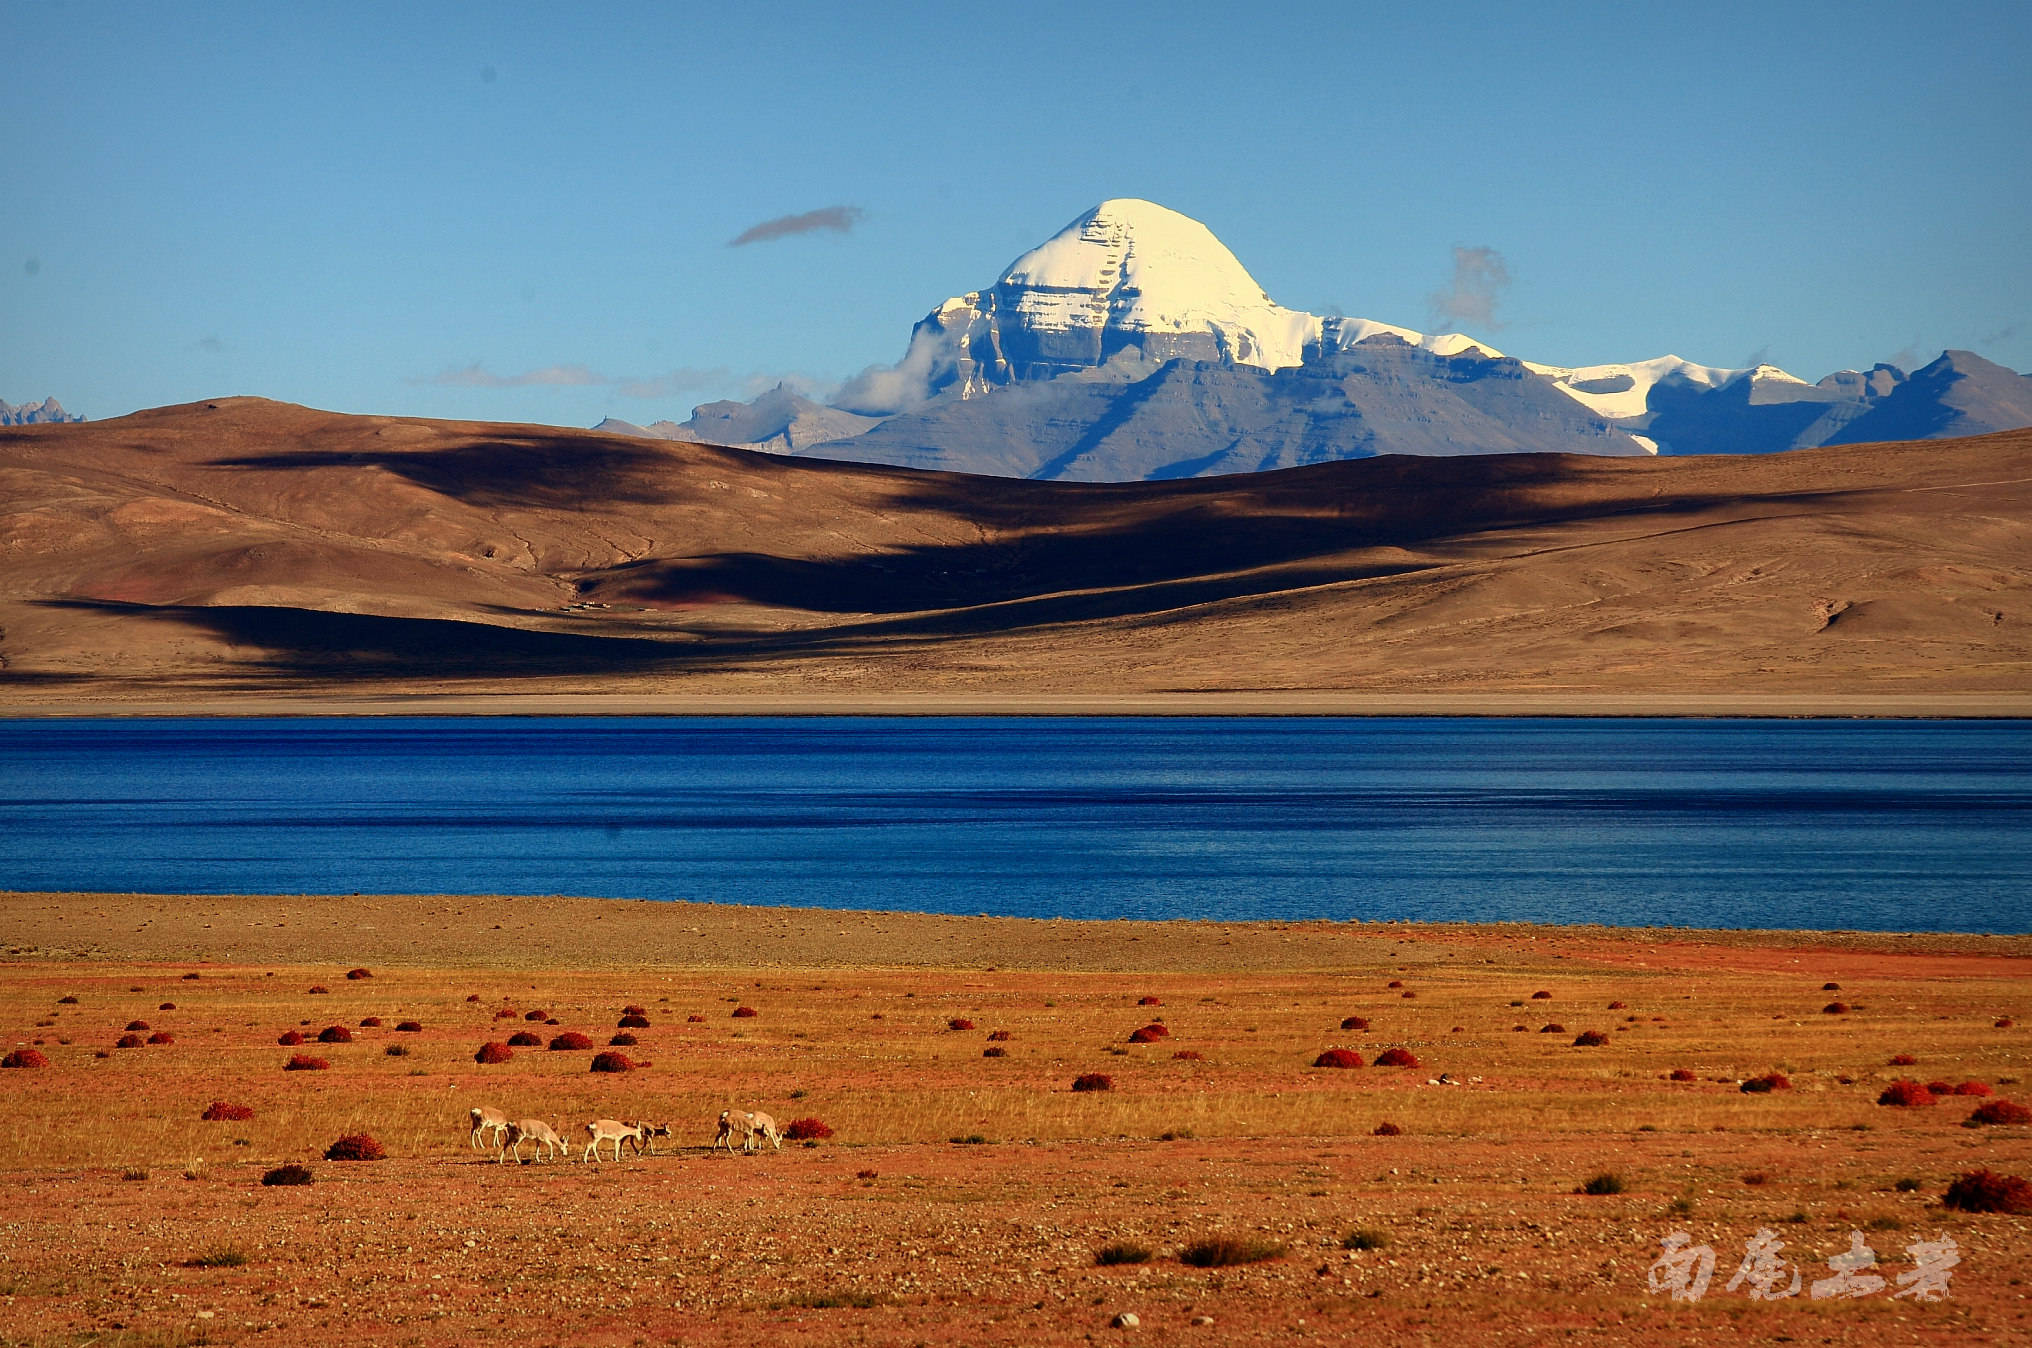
307,985,329,995
506,1031,542,1047
395,1020,422,1032
1607,1001,1627,1010
324,1133,385,1161
548,1031,594,1051
1823,1002,1850,1015
262,1163,314,1186
1138,996,1162,1006
2,1049,47,1069
590,1051,634,1073
465,994,481,1002
947,1018,975,1031
146,1031,174,1045
316,1025,352,1044
494,1008,520,1020
359,1016,382,1028
57,995,79,1004
181,972,201,981
623,1004,648,1017
1741,1072,1792,1093
1373,1121,1403,1136
619,1014,651,1028
609,1032,638,1046
116,1034,144,1048
1967,1100,2032,1126
1314,1048,1364,1069
983,1046,1007,1057
1071,1073,1114,1092
686,1014,705,1023
1128,1023,1170,1043
125,1020,150,1032
1401,990,1417,999
1888,1053,1918,1066
1374,1048,1420,1068
284,1054,330,1071
1997,1017,2016,1028
1925,1081,1954,1096
345,967,372,981
1953,1081,1994,1096
1172,1050,1205,1061
1573,1030,1609,1047
1943,1169,2032,1213
1387,980,1404,989
1531,991,1552,1000
277,1030,305,1046
987,1029,1012,1042
1340,1016,1369,1031
730,1007,757,1020
158,1002,176,1011
474,1042,514,1064
1823,982,1841,991
1538,1023,1567,1034
1877,1079,1935,1107
201,1101,253,1121
524,1010,548,1021
783,1117,833,1141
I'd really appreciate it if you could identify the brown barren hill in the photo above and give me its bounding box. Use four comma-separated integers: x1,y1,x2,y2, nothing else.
1,397,2028,709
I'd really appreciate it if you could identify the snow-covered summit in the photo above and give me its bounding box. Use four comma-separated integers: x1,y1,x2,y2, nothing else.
836,199,1511,414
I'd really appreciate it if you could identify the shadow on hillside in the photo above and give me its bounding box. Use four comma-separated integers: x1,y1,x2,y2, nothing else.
211,435,703,509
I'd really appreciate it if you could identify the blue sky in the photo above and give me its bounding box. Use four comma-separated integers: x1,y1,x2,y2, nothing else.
6,1,2029,427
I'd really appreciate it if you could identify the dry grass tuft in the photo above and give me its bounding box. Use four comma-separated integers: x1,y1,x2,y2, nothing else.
1579,1172,1625,1195
190,1246,248,1268
1943,1169,2032,1213
982,1046,1006,1058
1179,1236,1285,1267
1877,1080,1934,1107
473,1042,513,1065
1343,1228,1390,1250
1314,1048,1363,1069
1095,1241,1153,1265
261,1163,313,1187
1372,1122,1402,1136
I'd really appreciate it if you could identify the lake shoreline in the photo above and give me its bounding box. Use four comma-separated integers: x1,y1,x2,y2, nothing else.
4,689,2031,719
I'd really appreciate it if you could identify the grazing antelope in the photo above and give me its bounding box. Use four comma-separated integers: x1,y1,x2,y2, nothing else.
582,1118,645,1162
629,1121,673,1156
469,1105,510,1153
501,1118,567,1164
715,1108,782,1153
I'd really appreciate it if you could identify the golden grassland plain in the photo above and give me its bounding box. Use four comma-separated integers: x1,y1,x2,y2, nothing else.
1,892,2028,1347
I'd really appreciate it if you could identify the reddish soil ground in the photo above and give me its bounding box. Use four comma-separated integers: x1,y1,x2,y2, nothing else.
2,892,2028,1347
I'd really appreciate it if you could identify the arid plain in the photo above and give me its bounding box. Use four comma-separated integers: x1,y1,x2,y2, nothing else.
2,893,2028,1347
1,399,2028,710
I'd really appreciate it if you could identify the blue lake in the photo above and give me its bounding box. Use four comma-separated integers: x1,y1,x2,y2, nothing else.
1,717,2027,932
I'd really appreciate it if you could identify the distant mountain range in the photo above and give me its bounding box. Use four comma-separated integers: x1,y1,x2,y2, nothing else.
0,397,82,426
601,200,2032,481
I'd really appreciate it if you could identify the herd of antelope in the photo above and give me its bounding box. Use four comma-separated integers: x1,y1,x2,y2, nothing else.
467,1104,782,1163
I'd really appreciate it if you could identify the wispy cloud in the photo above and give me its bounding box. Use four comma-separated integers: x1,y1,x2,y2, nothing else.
1980,322,2021,346
191,335,227,354
1427,245,1511,332
729,205,864,247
